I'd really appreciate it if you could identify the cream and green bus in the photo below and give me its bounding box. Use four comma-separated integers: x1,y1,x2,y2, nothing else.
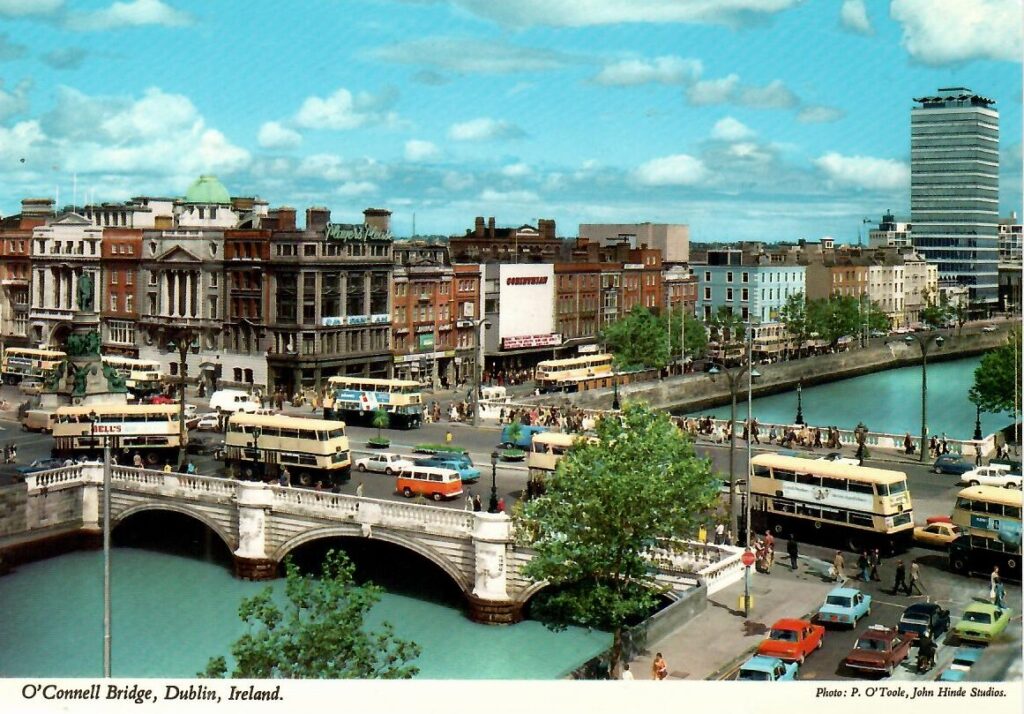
534,353,613,393
52,404,186,466
101,355,163,396
949,485,1021,580
749,453,914,553
325,376,424,429
1,347,66,384
527,431,598,495
224,412,351,487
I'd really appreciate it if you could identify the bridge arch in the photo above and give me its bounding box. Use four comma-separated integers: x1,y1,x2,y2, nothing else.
272,526,471,592
115,503,237,553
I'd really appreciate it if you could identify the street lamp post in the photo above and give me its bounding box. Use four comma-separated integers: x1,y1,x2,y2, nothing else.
795,379,804,426
488,450,499,513
973,403,983,442
904,333,945,462
166,329,198,470
90,410,113,678
470,319,490,428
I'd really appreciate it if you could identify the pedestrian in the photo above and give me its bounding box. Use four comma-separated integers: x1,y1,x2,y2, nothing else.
723,530,733,546
473,494,482,512
857,551,869,581
714,522,725,545
278,470,288,487
869,549,881,581
768,426,778,445
832,550,845,582
445,430,453,445
356,481,364,498
904,432,914,455
908,560,924,594
990,566,1000,603
464,494,473,511
620,663,634,681
497,496,505,513
994,575,1006,608
132,452,144,468
162,462,172,473
185,461,196,475
892,559,908,595
975,447,983,466
651,652,668,681
281,467,291,487
787,536,799,571
697,523,707,544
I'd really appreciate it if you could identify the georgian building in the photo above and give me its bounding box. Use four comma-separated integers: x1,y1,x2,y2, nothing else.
99,228,143,356
0,199,48,348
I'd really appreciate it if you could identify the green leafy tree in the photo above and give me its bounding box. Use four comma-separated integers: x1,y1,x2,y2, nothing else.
779,292,810,356
504,418,524,450
971,328,1021,416
201,550,421,679
919,292,951,330
862,298,891,334
807,294,862,346
514,402,719,676
661,308,708,362
372,407,390,441
601,305,669,369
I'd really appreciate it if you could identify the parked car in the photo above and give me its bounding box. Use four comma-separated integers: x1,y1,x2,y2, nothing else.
991,458,1023,473
208,389,260,414
147,394,176,405
932,454,974,475
18,379,43,395
843,625,912,677
414,453,481,483
195,413,221,431
500,424,549,449
817,587,872,628
755,618,825,664
982,325,998,333
913,521,961,549
896,602,951,643
959,465,1020,489
16,458,66,475
735,655,798,681
817,453,860,466
951,603,1012,644
355,453,415,475
938,646,986,682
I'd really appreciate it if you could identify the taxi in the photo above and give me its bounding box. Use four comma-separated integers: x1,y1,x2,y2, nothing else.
843,624,912,677
756,618,825,664
736,655,798,682
913,521,961,549
816,587,872,629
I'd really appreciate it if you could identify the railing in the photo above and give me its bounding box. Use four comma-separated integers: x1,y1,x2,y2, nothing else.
24,465,87,492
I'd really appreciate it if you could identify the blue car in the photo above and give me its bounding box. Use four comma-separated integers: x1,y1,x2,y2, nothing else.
932,455,973,475
500,424,548,449
414,453,481,483
938,646,985,682
817,587,872,628
15,457,66,475
736,655,798,681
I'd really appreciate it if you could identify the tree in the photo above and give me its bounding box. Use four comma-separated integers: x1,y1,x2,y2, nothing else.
371,407,390,441
661,308,707,363
601,305,669,369
919,292,951,330
806,294,862,346
778,292,810,357
513,402,719,676
201,550,421,679
971,328,1021,416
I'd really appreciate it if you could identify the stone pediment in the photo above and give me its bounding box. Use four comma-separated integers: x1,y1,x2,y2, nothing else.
51,212,92,226
153,245,204,263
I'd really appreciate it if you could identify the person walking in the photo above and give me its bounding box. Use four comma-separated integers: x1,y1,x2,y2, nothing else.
651,653,668,681
473,494,482,512
714,522,725,545
907,560,924,595
355,481,364,498
857,551,870,582
281,467,291,487
892,560,907,595
869,549,882,581
994,574,1006,608
787,536,799,571
832,551,845,582
990,566,1001,603
620,663,634,681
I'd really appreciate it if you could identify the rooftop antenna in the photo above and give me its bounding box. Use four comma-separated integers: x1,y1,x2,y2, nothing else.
72,173,77,211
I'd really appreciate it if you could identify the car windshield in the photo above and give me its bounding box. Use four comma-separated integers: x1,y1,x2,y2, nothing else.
826,596,851,608
855,638,886,652
769,629,798,642
738,669,770,681
963,612,992,624
900,616,929,626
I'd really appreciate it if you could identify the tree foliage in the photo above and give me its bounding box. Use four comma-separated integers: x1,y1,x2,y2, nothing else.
919,291,951,330
971,328,1021,416
661,307,708,361
513,402,719,674
779,292,810,352
805,294,888,345
707,305,746,346
201,550,421,679
601,305,670,369
372,407,390,439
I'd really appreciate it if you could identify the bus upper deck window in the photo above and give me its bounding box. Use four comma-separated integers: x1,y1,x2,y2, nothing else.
888,480,907,494
876,484,889,496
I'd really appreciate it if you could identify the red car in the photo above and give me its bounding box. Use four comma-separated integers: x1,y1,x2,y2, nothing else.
147,394,176,405
843,625,912,677
756,618,825,664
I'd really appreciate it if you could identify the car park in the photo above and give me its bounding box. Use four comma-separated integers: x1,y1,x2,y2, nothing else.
817,587,872,628
959,465,1020,489
938,646,985,682
355,453,415,475
195,413,221,431
413,453,481,483
755,618,825,664
913,521,961,549
932,454,974,475
951,603,1012,644
735,655,798,681
843,625,912,677
896,602,951,643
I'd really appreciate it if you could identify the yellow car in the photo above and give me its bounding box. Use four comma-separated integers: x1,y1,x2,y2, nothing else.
913,522,961,549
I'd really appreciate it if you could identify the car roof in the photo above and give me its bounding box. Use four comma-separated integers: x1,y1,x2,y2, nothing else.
827,587,861,597
951,647,985,662
963,602,1002,614
743,655,783,671
859,627,895,640
771,618,811,630
904,603,941,616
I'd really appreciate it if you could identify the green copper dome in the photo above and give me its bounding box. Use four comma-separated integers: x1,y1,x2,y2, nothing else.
184,175,231,205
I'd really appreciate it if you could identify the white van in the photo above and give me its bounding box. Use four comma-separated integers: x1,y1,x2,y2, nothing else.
208,389,260,415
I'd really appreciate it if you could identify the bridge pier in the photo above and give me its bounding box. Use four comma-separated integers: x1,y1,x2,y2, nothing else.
468,513,521,624
233,481,278,581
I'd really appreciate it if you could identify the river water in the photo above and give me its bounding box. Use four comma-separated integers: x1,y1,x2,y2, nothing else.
688,356,1013,439
0,549,610,679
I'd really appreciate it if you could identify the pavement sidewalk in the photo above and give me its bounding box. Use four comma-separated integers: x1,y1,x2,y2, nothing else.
629,556,839,681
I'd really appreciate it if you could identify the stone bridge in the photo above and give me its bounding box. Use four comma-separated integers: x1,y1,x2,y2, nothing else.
1,464,745,624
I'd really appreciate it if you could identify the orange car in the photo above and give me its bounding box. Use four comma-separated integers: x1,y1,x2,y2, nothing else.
756,618,825,665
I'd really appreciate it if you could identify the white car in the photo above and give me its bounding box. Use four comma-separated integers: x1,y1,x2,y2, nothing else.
960,464,1020,489
981,325,998,333
195,413,221,431
355,453,414,475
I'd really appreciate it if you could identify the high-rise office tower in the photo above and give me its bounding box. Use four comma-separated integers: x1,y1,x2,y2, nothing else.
911,87,999,311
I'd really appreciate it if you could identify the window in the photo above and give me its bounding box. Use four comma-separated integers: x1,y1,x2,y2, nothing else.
741,288,748,301
742,272,749,283
703,287,711,300
304,244,317,257
727,272,733,283
276,273,297,322
111,271,118,285
210,272,218,287
108,320,135,345
110,294,118,311
704,271,711,282
125,271,133,286
726,288,733,301
125,294,133,312
148,272,158,286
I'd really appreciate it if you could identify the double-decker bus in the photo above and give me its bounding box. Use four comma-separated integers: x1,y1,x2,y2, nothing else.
949,485,1021,580
748,454,914,553
534,353,614,393
224,412,351,487
527,431,598,492
1,347,65,384
51,404,186,466
101,355,163,395
325,376,423,429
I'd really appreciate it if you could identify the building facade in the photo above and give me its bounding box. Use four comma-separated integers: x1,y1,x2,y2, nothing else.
99,228,142,357
696,250,806,324
579,222,690,264
868,211,912,249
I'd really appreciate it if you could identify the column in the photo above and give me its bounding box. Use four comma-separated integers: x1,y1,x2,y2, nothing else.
161,272,169,317
184,271,192,319
193,271,201,318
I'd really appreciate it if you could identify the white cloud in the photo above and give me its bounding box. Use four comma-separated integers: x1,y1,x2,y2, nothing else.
373,37,572,73
479,188,540,203
407,0,802,28
711,116,755,141
257,121,302,150
68,0,193,31
737,79,798,108
633,154,707,186
0,120,45,157
687,74,740,105
448,117,524,141
891,0,1022,64
337,181,379,197
814,152,910,191
0,79,31,120
594,56,702,86
404,139,441,162
688,75,799,109
442,171,474,192
840,0,872,34
0,0,61,16
294,88,399,131
798,105,845,123
501,162,531,177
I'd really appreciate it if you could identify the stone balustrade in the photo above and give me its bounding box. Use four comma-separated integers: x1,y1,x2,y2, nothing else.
24,464,88,492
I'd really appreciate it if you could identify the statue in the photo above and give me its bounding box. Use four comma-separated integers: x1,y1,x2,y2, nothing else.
45,360,66,391
102,363,127,393
66,333,82,356
77,272,95,312
71,364,89,396
85,330,101,356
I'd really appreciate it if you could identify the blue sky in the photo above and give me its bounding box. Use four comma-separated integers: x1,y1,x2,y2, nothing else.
0,0,1020,242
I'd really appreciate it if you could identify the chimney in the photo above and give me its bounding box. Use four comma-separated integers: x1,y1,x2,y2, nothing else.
363,207,391,233
21,198,55,217
266,207,296,232
487,217,495,238
474,216,485,237
538,218,555,241
306,206,331,233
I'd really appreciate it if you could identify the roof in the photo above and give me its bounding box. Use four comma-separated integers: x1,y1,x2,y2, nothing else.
904,602,942,616
751,453,908,484
770,618,812,630
827,587,862,597
56,404,179,416
184,175,231,205
742,655,782,671
962,602,1005,615
229,413,348,430
532,432,597,447
536,353,613,368
956,485,1023,507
